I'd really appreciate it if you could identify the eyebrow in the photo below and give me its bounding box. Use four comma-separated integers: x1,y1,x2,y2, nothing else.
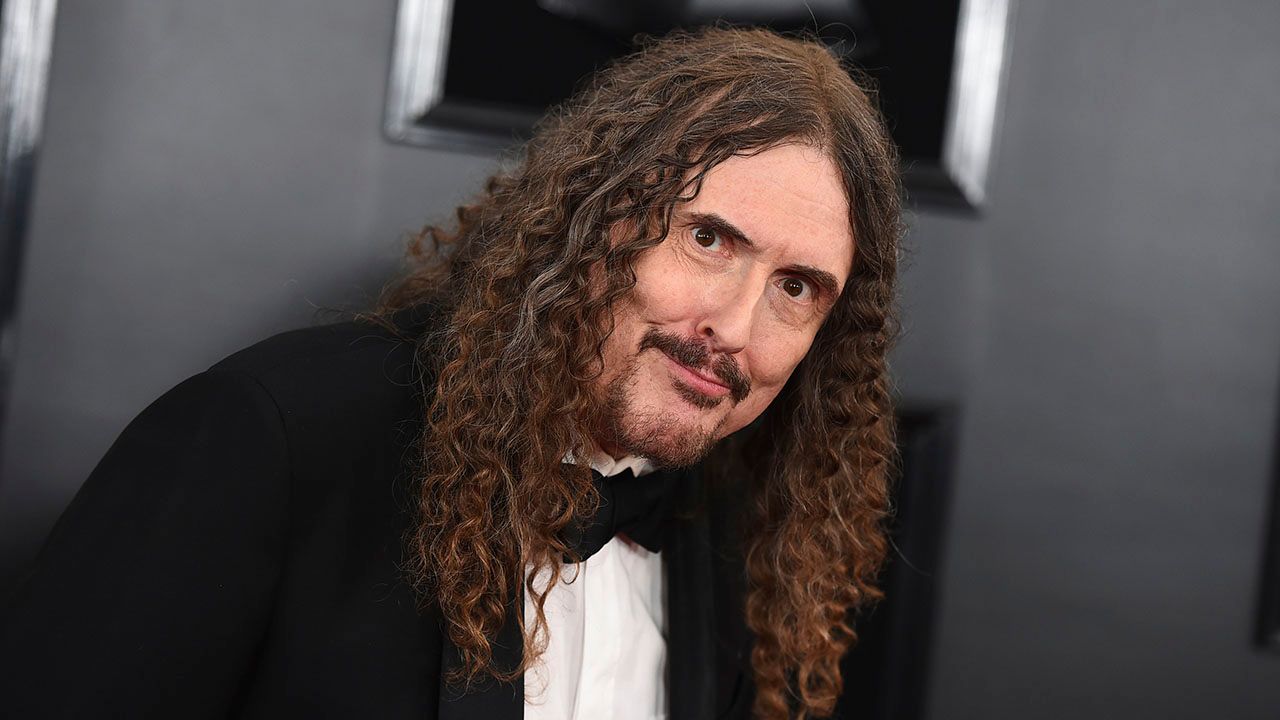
683,210,845,299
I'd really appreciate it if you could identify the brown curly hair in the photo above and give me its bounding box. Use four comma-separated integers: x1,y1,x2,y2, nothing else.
375,26,903,720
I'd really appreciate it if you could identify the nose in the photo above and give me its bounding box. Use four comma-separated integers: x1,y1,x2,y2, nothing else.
694,272,765,354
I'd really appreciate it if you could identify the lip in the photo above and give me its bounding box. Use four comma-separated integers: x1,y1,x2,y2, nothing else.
660,352,731,398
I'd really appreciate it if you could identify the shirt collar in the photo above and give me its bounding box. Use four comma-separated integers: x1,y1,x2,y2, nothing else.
562,444,656,478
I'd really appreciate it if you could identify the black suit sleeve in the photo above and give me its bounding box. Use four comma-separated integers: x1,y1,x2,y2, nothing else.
0,369,292,718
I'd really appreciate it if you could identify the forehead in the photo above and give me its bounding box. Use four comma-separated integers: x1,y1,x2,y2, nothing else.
683,143,856,282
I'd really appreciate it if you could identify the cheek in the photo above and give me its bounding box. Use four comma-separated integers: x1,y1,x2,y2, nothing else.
599,309,641,380
721,382,787,438
629,245,708,321
750,329,817,390
723,342,813,431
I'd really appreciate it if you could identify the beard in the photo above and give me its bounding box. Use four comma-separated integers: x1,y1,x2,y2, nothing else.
595,328,751,469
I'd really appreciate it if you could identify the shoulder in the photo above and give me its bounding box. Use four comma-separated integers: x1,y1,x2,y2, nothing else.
210,306,431,390
206,304,445,426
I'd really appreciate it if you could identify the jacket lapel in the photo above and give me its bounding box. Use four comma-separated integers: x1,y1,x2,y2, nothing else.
665,467,719,720
706,468,754,719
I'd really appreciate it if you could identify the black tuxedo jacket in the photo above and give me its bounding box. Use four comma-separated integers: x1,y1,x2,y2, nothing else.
0,305,755,719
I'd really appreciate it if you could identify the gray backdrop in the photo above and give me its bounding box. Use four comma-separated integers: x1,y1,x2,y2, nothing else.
2,1,1278,718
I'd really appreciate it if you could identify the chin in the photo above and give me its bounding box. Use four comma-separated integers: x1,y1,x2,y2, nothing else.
601,378,727,469
613,415,721,468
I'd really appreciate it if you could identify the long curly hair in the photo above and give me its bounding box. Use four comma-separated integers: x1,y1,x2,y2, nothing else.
375,26,903,720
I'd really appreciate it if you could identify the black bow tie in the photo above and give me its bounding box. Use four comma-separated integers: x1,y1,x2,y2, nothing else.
561,466,681,561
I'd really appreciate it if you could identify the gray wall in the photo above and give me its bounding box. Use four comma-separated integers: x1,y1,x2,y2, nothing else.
908,2,1280,718
2,1,1278,718
0,0,496,573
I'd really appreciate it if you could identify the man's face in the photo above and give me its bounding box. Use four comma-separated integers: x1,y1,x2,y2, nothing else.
594,143,855,467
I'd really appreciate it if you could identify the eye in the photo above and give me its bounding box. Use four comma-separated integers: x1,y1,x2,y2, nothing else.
779,276,813,301
691,226,724,251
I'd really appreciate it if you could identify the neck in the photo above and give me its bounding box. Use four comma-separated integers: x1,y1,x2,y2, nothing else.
593,438,625,464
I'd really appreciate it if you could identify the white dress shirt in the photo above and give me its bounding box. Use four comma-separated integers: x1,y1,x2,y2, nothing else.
523,451,667,720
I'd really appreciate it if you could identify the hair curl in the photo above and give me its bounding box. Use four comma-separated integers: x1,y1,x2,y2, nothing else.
375,26,903,720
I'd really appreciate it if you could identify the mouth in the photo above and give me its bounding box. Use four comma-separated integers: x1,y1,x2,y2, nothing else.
660,351,731,400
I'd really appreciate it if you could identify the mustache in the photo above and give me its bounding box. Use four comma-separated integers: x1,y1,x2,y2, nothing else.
639,328,752,404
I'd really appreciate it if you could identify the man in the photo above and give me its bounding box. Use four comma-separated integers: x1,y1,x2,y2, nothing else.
0,26,901,720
